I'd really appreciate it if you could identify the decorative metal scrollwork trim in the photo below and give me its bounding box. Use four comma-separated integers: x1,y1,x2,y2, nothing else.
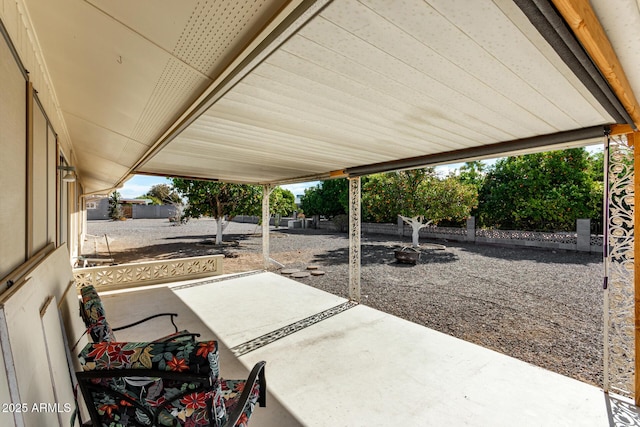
349,177,361,303
604,135,635,399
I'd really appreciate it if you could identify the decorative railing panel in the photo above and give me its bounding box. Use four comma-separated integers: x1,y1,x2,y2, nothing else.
476,229,577,244
324,219,601,251
73,254,224,291
604,135,635,399
420,226,467,236
591,235,604,247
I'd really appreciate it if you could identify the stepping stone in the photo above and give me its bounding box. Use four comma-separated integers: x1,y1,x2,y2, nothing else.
281,268,300,275
306,265,320,270
310,270,325,276
291,271,311,278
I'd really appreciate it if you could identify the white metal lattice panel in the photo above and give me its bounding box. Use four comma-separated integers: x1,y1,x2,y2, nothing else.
604,135,635,399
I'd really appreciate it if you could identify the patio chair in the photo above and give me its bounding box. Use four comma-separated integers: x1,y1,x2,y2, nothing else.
79,285,199,343
77,340,266,427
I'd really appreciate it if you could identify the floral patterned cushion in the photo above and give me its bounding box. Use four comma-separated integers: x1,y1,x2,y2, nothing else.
79,285,116,342
78,340,260,427
222,380,260,427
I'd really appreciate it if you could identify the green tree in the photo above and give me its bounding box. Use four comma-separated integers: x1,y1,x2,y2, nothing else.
144,183,182,205
451,161,487,223
588,150,604,182
457,161,486,189
136,195,162,205
108,191,124,220
170,178,261,244
299,178,348,218
269,187,297,227
363,169,478,246
477,148,602,231
586,150,604,230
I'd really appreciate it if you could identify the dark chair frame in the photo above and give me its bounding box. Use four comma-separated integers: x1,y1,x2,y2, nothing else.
78,284,200,343
109,312,199,341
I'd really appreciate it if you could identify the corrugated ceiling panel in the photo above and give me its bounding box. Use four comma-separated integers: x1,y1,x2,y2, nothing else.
142,148,335,183
65,114,131,163
20,0,620,189
167,137,351,172
86,0,198,53
213,88,465,158
117,139,151,166
76,150,131,189
182,116,391,167
141,0,615,183
27,0,176,137
240,63,483,150
312,1,580,131
368,0,611,125
24,0,296,192
85,0,290,148
298,10,554,134
130,57,210,144
266,41,516,142
172,0,288,76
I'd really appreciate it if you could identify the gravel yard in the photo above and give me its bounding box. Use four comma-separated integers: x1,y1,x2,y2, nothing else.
87,218,603,387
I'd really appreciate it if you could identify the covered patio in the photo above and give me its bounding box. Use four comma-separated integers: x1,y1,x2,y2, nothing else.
2,0,640,425
100,271,618,426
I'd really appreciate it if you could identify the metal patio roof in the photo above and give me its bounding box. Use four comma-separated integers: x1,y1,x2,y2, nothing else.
20,0,640,193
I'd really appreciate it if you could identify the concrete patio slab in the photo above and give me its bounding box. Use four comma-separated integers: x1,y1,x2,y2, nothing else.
170,272,612,426
97,280,304,426
171,271,347,348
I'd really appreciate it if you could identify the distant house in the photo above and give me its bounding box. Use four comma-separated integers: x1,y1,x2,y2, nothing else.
86,197,152,220
121,198,152,205
86,197,177,220
86,197,109,220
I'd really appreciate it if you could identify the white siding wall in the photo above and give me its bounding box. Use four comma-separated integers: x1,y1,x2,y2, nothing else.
0,10,81,426
0,20,26,281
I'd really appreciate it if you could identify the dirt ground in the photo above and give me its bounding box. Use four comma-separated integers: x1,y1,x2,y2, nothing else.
86,218,603,387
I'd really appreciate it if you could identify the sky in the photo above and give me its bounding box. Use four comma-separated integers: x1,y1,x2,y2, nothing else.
118,162,483,198
117,162,482,198
118,144,603,199
118,175,317,199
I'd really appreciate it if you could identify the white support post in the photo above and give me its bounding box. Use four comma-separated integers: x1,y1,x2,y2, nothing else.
348,177,361,302
262,185,273,270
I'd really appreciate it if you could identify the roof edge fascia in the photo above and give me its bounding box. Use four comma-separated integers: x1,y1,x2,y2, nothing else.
345,126,607,177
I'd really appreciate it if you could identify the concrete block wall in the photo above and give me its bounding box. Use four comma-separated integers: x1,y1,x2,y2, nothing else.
316,217,602,253
132,204,178,219
362,223,397,235
232,215,291,227
87,200,178,220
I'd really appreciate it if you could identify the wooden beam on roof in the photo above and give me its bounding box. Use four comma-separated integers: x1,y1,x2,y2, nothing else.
552,0,640,129
609,124,635,136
